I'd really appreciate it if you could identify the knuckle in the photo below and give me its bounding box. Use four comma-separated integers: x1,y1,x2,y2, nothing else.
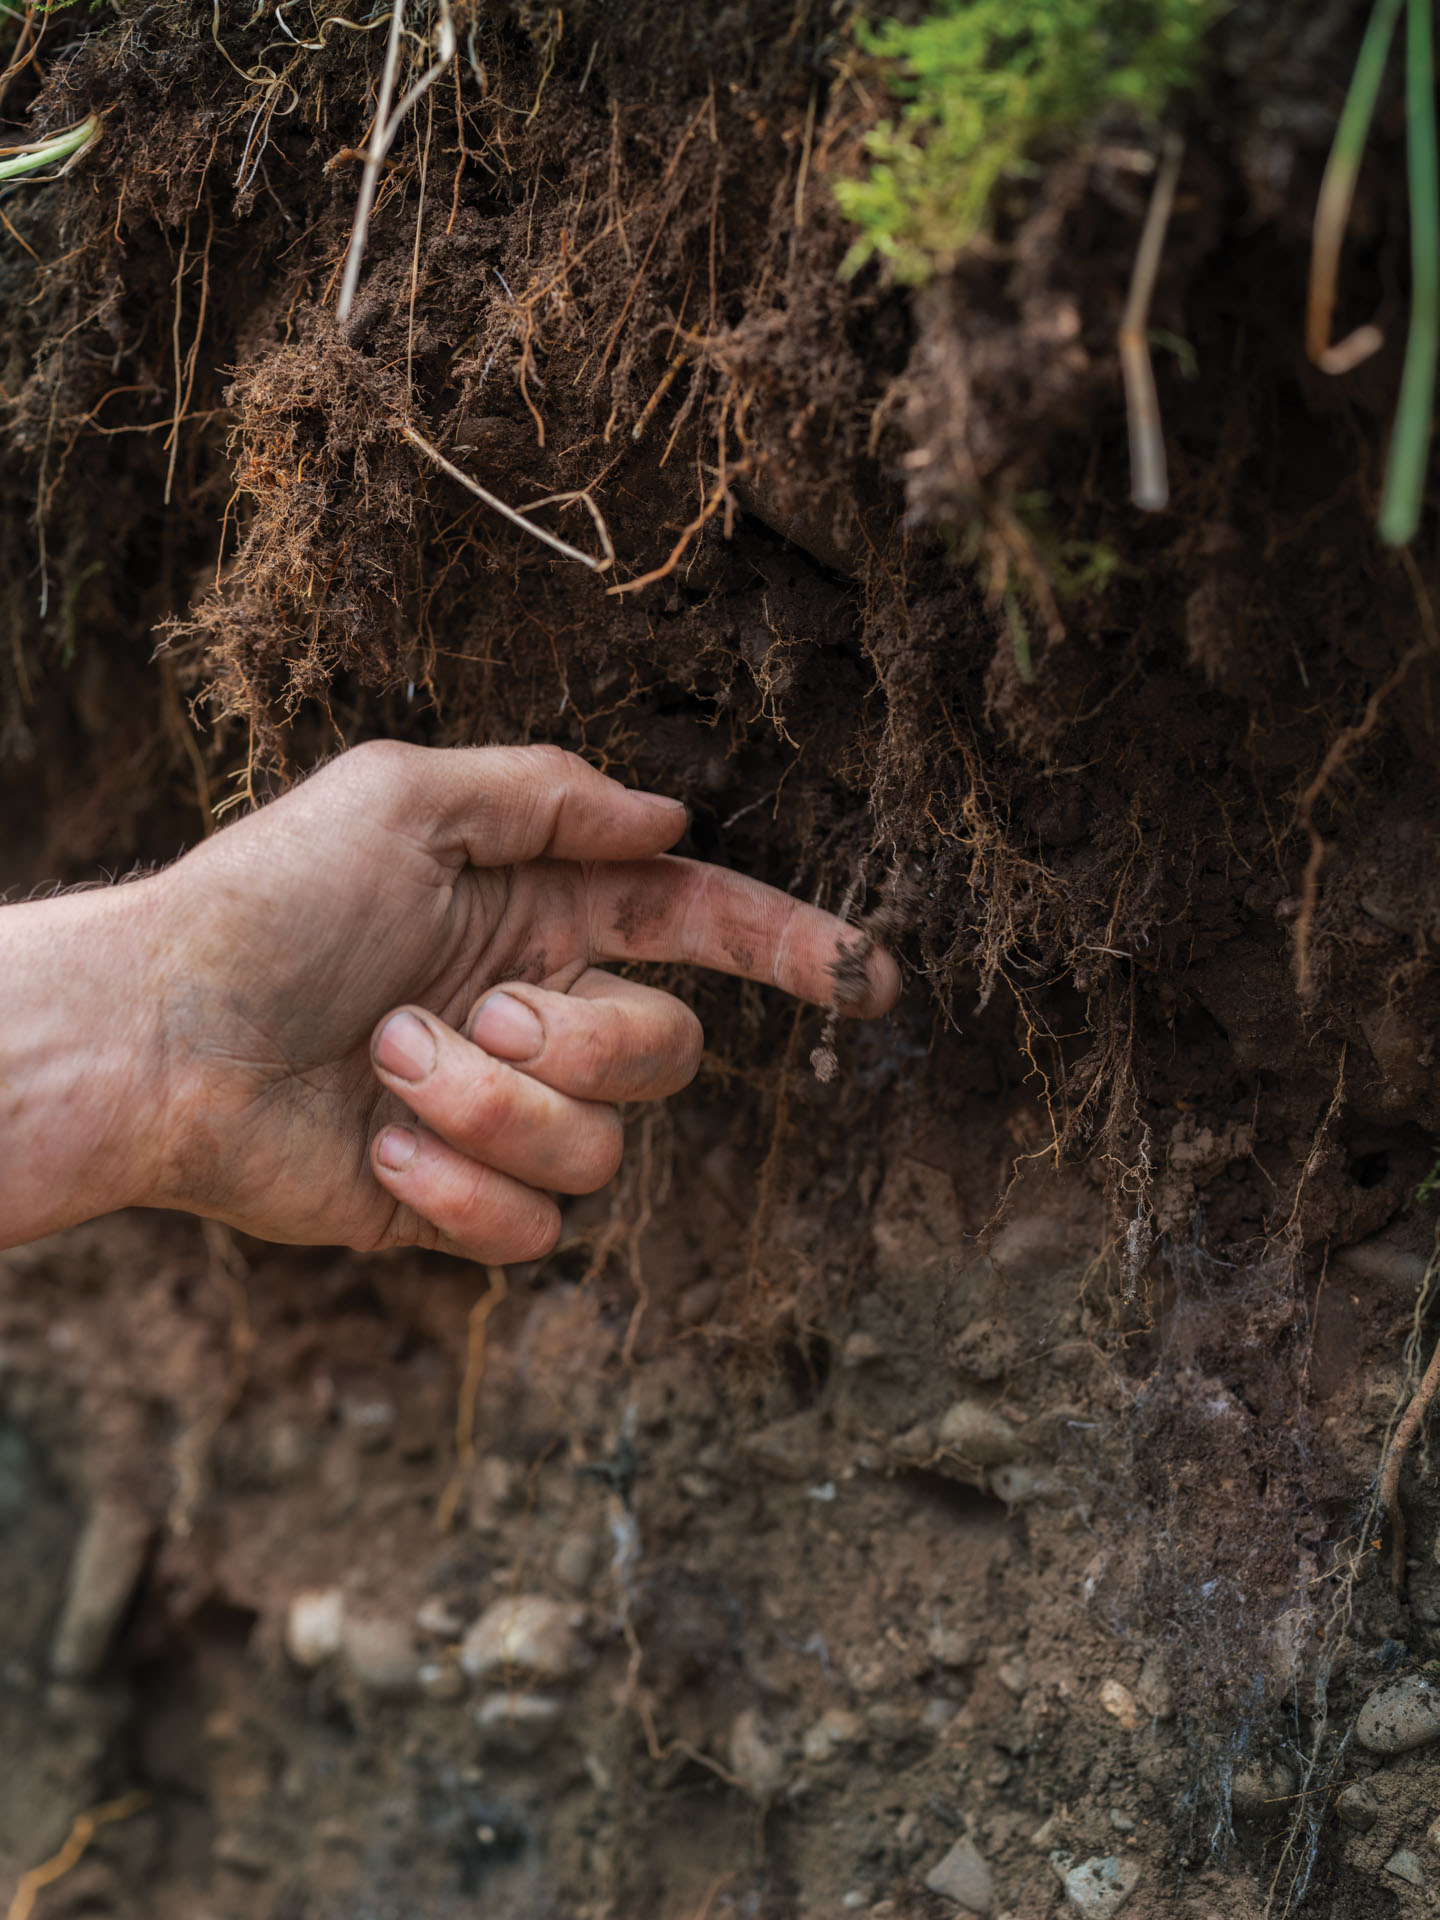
455,1068,512,1147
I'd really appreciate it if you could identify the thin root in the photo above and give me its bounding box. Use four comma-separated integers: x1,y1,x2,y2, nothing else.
1118,130,1183,513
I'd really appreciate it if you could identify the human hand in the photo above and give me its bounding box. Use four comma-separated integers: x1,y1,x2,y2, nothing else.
27,743,893,1261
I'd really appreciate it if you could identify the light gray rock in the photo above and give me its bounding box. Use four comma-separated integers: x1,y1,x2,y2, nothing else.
1384,1849,1426,1889
417,1659,467,1703
923,1836,994,1915
551,1529,599,1595
284,1588,345,1669
1335,1782,1379,1832
801,1706,865,1763
1058,1854,1141,1917
740,1410,822,1481
728,1706,787,1800
474,1691,562,1755
459,1595,581,1682
1355,1676,1440,1755
935,1401,1023,1469
51,1497,152,1680
341,1613,419,1697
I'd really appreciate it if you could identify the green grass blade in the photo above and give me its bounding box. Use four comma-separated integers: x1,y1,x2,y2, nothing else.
0,114,99,182
1307,0,1403,363
1378,0,1438,546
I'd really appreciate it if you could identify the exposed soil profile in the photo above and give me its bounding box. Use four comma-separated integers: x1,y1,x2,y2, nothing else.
4,3,1440,1917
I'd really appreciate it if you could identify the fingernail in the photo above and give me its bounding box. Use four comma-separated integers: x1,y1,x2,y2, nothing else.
376,1125,416,1171
471,991,544,1061
374,1011,436,1083
638,790,687,819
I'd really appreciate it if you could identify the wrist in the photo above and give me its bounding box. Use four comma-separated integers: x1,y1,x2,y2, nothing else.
0,875,175,1246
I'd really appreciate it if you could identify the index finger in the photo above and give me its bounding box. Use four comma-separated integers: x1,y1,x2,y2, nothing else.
585,857,900,1016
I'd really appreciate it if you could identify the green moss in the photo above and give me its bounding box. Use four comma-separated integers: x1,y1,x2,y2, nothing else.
834,0,1219,284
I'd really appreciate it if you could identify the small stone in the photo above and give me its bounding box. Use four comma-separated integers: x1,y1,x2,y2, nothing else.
51,1497,152,1681
740,1410,822,1481
729,1705,787,1800
1059,1854,1141,1916
842,1331,884,1368
417,1659,467,1703
924,1836,995,1915
1385,1849,1426,1889
1110,1812,1136,1833
467,1455,519,1533
341,1398,396,1451
474,1691,562,1755
1229,1762,1294,1816
414,1596,464,1639
1427,1811,1440,1850
1335,1782,1378,1832
341,1613,419,1697
802,1706,865,1762
213,1826,272,1875
1031,1815,1062,1851
996,1656,1028,1697
551,1529,599,1594
889,1424,933,1463
284,1588,345,1669
842,1894,867,1912
1135,1652,1174,1723
928,1626,975,1670
1356,1676,1440,1754
1099,1679,1139,1731
990,1215,1069,1284
459,1595,581,1682
677,1471,719,1501
935,1402,1023,1469
989,1464,1055,1504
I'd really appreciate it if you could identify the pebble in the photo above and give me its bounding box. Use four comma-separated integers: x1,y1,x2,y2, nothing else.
414,1596,464,1639
935,1401,1023,1469
923,1836,995,1915
1229,1762,1295,1816
729,1706,787,1800
467,1455,519,1533
1109,1812,1135,1833
1335,1782,1379,1832
284,1588,345,1669
551,1529,599,1594
340,1612,419,1698
802,1707,865,1762
1134,1652,1174,1723
1356,1676,1440,1754
1385,1849,1426,1889
996,1655,1028,1698
474,1691,562,1755
417,1660,466,1703
990,1215,1068,1284
842,1331,885,1368
928,1626,975,1670
740,1410,822,1481
1057,1854,1141,1917
51,1496,152,1681
341,1398,396,1451
1098,1680,1139,1731
459,1595,582,1682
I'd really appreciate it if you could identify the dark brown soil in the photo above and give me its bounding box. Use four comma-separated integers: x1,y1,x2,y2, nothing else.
5,3,1440,1916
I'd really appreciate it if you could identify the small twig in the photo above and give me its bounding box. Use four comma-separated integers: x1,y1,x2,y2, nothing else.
1118,131,1184,512
402,423,613,570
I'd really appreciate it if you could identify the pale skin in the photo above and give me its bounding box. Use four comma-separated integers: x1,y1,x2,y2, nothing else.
0,742,899,1260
